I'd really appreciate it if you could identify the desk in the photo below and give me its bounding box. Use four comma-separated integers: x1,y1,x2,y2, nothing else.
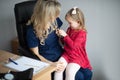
0,50,56,80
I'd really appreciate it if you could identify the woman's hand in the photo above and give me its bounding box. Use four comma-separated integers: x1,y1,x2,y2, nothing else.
56,28,60,37
51,61,65,72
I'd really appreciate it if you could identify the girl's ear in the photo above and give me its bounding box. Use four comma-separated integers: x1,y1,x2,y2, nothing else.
78,21,82,26
77,21,80,24
77,21,80,23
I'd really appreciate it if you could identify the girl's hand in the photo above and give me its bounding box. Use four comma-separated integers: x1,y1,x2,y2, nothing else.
58,29,67,37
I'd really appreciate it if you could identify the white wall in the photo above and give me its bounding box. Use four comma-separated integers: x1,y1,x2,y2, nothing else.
59,0,120,80
0,0,120,80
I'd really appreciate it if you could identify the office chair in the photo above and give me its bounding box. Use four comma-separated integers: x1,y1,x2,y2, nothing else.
14,0,39,59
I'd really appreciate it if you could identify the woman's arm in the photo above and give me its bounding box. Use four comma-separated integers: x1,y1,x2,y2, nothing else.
30,47,53,64
30,47,65,71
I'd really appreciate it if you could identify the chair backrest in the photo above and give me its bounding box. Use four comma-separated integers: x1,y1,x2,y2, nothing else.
14,1,36,50
14,1,39,59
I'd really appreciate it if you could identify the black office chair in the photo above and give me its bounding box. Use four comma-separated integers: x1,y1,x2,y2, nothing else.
14,0,39,59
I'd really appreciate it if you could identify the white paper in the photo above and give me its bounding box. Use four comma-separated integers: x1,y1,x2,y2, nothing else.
4,56,49,74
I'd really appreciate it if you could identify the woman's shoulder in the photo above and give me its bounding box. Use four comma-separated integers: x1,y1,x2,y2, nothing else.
26,24,36,36
26,24,33,30
26,24,34,32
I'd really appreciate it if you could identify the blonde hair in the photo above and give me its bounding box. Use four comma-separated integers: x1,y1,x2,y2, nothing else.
27,0,61,45
65,7,87,31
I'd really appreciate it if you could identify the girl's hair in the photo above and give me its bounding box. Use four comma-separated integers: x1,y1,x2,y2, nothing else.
65,7,87,31
27,0,61,45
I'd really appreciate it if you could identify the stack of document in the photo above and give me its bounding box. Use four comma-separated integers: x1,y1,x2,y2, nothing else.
4,56,50,74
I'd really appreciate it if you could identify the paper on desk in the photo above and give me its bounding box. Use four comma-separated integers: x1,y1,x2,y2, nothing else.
4,56,50,74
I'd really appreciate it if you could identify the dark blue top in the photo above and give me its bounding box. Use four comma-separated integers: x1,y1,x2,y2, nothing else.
26,18,63,62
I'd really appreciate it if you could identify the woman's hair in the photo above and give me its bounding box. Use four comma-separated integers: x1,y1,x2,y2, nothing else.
65,7,87,31
27,0,61,45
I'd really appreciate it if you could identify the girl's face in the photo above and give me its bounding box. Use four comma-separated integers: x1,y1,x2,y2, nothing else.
66,16,80,29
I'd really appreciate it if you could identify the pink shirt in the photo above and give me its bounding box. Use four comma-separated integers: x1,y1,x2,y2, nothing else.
62,27,92,70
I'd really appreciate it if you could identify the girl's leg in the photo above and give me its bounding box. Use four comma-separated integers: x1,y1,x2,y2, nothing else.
65,63,80,80
54,57,68,80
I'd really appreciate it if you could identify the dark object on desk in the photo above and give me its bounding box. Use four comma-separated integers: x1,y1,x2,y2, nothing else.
0,68,33,80
14,1,39,60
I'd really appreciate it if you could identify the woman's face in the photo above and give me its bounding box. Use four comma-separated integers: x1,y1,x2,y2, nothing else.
66,16,80,29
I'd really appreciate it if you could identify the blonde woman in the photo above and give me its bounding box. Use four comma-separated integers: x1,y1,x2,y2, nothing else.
26,0,64,69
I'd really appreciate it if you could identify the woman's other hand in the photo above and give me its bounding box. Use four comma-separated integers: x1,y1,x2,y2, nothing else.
56,28,60,36
51,61,65,72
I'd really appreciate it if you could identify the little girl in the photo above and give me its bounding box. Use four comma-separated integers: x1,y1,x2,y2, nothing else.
55,7,92,80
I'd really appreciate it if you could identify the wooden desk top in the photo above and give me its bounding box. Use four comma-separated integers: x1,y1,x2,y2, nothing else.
0,50,19,73
0,50,56,80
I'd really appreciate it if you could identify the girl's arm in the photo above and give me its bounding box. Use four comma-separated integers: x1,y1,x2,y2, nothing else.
63,32,86,49
58,29,86,49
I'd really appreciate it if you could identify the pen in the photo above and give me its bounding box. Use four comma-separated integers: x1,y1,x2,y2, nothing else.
9,58,18,65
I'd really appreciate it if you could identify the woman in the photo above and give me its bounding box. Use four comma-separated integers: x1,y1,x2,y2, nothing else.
26,0,63,66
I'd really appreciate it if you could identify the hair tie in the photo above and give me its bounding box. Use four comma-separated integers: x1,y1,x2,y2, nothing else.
72,7,77,14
